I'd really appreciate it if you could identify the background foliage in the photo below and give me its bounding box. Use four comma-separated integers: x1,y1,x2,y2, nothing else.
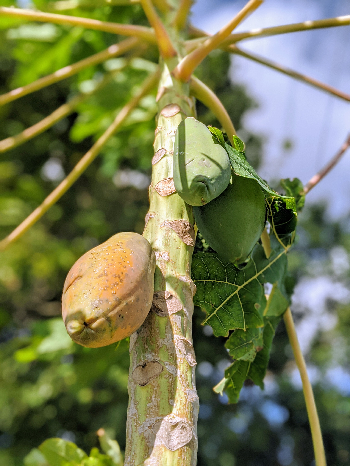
0,2,350,465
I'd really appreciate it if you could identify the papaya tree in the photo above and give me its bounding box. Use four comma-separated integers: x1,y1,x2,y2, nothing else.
0,1,350,465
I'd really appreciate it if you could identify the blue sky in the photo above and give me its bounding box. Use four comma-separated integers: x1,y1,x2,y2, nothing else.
192,0,350,219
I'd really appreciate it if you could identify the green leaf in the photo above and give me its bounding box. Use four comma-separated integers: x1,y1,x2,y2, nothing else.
214,360,251,404
36,319,72,354
280,177,305,212
264,284,289,317
225,327,263,362
248,317,280,389
192,244,287,337
192,251,265,336
215,317,280,400
232,135,245,152
98,429,123,466
38,438,88,466
24,448,48,466
207,125,226,146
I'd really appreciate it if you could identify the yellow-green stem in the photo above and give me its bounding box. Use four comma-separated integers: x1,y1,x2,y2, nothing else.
190,76,236,142
0,38,138,106
140,0,176,58
223,14,350,44
231,45,350,102
0,71,159,250
173,0,262,82
0,7,155,41
0,63,130,153
284,308,327,466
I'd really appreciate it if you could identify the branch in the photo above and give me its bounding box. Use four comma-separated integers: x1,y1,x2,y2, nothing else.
187,16,350,50
0,70,159,250
303,133,350,194
0,38,138,106
139,0,176,58
173,0,263,82
0,94,84,153
230,45,350,102
190,76,236,142
0,7,156,42
172,0,193,31
284,308,327,466
50,0,140,9
151,0,170,15
0,63,129,153
222,14,350,44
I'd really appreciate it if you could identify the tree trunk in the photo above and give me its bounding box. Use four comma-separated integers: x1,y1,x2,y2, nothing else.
125,22,199,466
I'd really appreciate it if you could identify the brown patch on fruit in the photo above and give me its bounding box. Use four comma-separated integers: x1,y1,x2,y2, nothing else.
160,220,195,246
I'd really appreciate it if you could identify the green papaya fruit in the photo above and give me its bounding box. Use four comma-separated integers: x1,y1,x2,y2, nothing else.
173,117,231,206
193,174,266,266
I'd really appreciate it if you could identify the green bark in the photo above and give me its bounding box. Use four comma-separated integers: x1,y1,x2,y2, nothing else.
124,48,199,466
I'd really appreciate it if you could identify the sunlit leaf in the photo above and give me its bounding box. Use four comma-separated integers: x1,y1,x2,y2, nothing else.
39,438,87,466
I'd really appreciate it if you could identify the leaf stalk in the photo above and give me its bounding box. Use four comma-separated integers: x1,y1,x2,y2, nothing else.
0,70,159,250
190,76,236,142
0,7,156,42
283,308,327,466
0,38,138,106
173,0,263,82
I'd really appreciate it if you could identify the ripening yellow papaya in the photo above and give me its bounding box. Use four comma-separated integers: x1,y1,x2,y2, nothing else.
62,232,155,348
193,174,266,266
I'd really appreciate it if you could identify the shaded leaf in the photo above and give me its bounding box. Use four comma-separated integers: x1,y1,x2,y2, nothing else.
225,327,263,362
248,317,280,389
264,284,289,317
98,429,123,466
214,360,251,404
192,244,288,337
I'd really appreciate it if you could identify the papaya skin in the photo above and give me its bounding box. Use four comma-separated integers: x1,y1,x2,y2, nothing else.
173,117,231,206
193,174,266,266
62,232,155,348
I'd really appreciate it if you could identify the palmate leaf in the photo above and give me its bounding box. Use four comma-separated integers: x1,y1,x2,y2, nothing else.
193,125,299,402
192,243,288,337
214,317,280,402
225,326,263,362
214,360,250,404
248,316,280,389
193,238,293,402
